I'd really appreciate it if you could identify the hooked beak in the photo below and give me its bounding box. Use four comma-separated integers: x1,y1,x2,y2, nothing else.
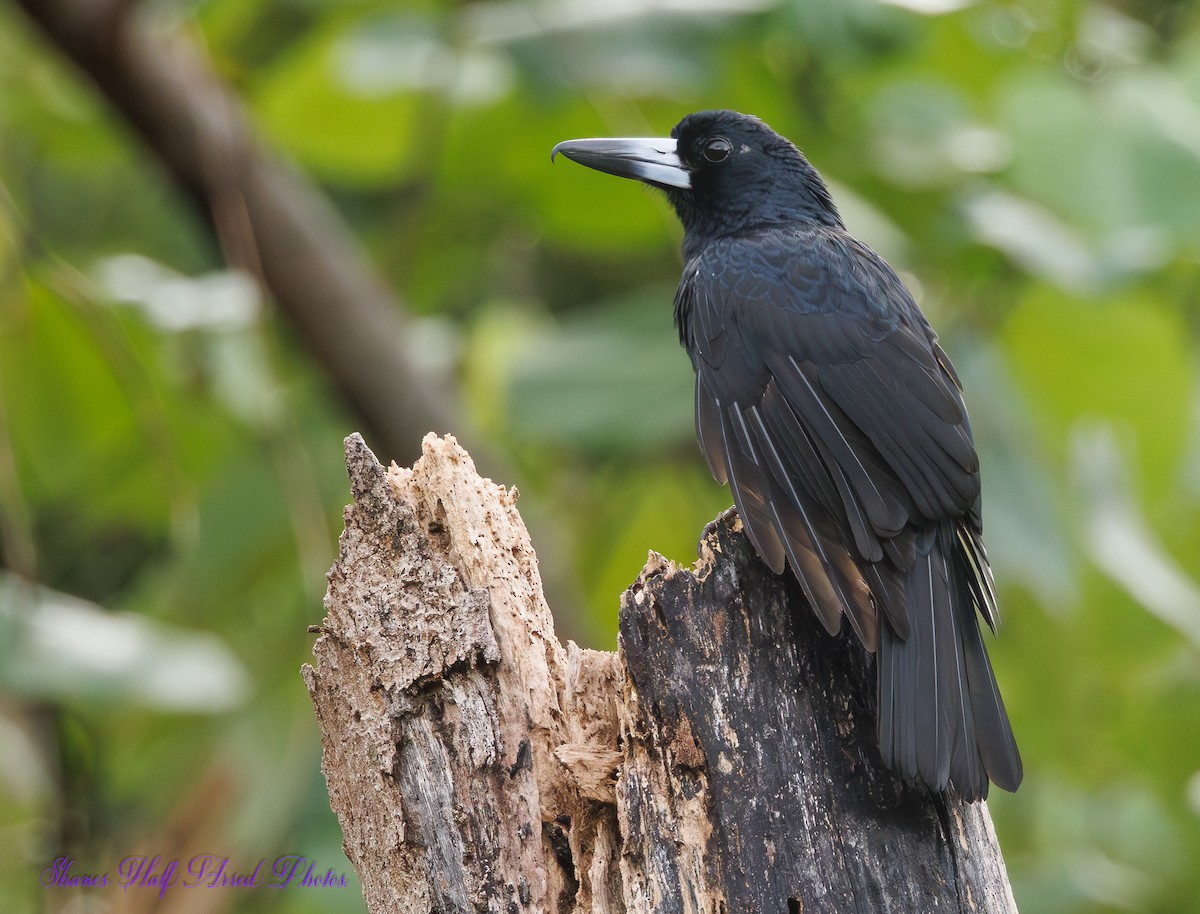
550,137,691,190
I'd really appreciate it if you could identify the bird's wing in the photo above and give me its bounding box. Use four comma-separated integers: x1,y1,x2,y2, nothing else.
677,227,982,649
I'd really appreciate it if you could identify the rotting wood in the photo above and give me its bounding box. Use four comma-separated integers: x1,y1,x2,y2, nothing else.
304,433,1019,914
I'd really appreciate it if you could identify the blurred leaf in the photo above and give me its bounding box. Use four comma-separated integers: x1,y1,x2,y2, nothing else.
1073,424,1200,649
997,64,1200,246
0,278,164,526
441,99,680,255
92,254,261,332
958,344,1077,609
1001,287,1193,504
867,81,991,187
1005,777,1191,914
963,190,1106,290
251,14,430,185
579,461,732,645
0,574,250,711
504,286,695,452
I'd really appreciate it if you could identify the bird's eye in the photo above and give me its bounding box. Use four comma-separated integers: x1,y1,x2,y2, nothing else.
702,137,733,163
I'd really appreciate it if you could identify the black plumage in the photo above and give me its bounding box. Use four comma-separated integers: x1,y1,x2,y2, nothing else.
552,110,1021,800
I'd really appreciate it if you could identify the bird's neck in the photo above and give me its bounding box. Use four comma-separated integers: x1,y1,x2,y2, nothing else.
678,203,843,261
671,177,844,261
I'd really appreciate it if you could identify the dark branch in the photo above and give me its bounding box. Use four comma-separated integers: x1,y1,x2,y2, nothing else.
13,0,462,468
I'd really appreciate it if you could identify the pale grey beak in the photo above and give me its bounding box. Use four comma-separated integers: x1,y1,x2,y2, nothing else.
550,137,691,190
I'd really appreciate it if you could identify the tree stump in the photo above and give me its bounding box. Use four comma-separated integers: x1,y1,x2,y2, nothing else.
303,433,1018,914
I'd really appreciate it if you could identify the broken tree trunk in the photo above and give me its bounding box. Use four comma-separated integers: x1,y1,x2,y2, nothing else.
304,433,1019,914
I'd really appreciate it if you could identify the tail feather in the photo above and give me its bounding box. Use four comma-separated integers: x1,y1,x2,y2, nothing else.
878,523,1021,799
959,609,1023,792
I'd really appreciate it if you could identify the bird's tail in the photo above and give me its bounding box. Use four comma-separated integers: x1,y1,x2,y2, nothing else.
876,522,1022,800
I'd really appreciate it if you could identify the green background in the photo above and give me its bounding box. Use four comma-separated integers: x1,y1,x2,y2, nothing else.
2,0,1199,911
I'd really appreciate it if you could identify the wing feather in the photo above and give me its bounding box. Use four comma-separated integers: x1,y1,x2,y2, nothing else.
719,402,787,574
695,376,728,484
747,400,875,644
772,355,911,543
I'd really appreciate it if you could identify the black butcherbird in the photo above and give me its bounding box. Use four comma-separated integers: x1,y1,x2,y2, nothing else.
552,110,1022,800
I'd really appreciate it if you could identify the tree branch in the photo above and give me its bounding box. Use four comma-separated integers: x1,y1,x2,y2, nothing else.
12,0,460,468
13,0,588,623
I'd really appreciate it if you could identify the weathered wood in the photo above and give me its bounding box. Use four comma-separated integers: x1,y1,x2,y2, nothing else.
304,433,1018,914
618,521,1017,913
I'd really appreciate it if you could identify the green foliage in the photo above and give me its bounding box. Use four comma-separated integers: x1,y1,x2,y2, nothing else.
1004,288,1194,502
3,0,1200,911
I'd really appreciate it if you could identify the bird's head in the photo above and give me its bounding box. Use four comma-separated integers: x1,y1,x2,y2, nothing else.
552,109,842,244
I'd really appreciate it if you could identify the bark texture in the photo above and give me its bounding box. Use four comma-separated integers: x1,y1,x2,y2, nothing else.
305,433,1019,914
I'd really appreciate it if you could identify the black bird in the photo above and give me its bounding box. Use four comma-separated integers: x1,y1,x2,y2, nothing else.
552,110,1022,800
